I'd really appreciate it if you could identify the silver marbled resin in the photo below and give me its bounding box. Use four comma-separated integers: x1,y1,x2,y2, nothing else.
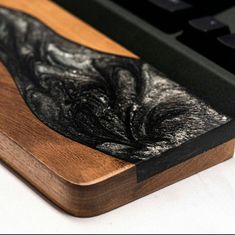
0,7,230,163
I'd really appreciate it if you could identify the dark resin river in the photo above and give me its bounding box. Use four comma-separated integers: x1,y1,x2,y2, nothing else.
0,7,230,163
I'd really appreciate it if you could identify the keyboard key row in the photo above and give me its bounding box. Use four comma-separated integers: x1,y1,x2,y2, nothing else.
114,0,235,33
178,16,235,72
147,0,195,33
113,0,235,73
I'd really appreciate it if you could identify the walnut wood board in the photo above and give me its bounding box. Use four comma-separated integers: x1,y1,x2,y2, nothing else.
0,0,234,217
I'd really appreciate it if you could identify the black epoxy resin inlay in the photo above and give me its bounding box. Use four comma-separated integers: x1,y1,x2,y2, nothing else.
0,7,230,164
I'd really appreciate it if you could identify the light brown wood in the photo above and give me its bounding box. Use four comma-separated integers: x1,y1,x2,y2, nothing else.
1,130,234,217
0,0,234,217
0,0,135,185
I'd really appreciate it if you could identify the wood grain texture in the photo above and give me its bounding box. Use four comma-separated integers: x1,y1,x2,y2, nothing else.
0,0,234,217
0,0,135,185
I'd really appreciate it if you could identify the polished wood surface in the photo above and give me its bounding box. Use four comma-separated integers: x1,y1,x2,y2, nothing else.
0,0,135,185
0,0,234,217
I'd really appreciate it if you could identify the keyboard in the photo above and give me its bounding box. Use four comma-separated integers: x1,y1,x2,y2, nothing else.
111,0,235,74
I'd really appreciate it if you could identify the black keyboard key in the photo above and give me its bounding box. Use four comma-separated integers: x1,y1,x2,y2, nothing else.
178,17,230,55
184,0,235,15
188,16,230,36
218,33,235,49
148,0,192,12
217,34,235,72
112,0,195,33
147,0,195,33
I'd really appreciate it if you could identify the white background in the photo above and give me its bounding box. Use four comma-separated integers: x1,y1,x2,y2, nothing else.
1,152,235,234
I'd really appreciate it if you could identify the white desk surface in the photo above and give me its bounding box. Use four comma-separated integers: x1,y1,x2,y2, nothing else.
0,152,235,234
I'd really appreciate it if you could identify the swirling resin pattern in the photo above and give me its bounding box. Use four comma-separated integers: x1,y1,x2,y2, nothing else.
0,7,230,163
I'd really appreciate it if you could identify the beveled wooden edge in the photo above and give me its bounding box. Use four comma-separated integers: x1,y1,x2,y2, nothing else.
0,130,136,216
1,130,234,217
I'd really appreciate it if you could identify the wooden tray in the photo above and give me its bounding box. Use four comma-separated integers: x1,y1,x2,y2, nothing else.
0,0,234,217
